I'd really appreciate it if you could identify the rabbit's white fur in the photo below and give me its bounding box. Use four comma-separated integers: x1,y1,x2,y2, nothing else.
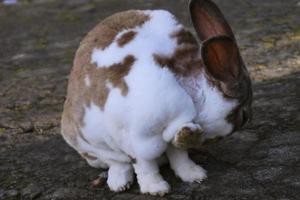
177,72,238,139
91,10,179,68
63,10,237,195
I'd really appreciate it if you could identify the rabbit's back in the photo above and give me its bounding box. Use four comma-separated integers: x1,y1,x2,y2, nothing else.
61,10,200,163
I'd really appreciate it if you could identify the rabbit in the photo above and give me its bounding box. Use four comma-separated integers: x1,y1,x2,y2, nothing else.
61,0,252,196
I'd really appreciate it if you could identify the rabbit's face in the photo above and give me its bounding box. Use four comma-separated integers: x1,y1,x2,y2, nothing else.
228,95,252,133
189,0,253,138
225,78,252,134
200,36,252,138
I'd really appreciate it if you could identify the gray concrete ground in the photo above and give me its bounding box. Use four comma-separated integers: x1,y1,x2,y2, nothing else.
0,0,299,199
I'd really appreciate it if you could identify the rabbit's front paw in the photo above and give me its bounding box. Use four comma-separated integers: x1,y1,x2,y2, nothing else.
139,174,170,196
176,163,207,183
172,123,204,149
107,164,133,192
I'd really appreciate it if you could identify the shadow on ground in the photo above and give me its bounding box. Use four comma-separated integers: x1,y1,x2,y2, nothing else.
0,0,299,199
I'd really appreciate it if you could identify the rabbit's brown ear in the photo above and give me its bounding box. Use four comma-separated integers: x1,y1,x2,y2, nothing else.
202,36,247,97
202,36,241,82
189,0,234,41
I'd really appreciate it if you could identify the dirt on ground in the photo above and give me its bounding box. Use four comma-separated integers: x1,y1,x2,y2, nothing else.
0,0,299,199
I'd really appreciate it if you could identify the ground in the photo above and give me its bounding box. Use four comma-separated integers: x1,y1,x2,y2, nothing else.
0,0,299,199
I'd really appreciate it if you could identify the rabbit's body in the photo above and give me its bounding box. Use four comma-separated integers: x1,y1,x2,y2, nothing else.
63,10,193,159
62,10,209,193
62,0,252,195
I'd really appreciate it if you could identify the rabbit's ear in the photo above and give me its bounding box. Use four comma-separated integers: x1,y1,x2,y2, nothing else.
189,0,234,41
201,36,240,82
202,36,247,97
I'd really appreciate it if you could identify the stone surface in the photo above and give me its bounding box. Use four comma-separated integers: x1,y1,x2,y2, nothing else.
0,0,299,199
21,183,43,199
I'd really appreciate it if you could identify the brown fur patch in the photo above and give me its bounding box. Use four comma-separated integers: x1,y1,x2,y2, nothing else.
172,28,198,45
153,28,202,76
62,55,135,144
172,126,204,149
74,10,149,69
61,10,147,145
117,31,137,47
84,55,135,108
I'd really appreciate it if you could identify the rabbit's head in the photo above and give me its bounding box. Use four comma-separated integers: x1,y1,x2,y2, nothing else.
190,0,252,138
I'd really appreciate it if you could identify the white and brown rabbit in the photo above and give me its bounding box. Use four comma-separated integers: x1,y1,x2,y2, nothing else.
61,0,252,196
